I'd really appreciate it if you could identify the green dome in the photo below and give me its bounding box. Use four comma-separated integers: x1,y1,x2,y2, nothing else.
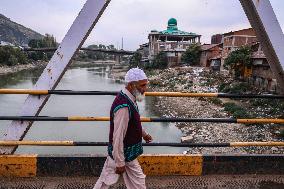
156,17,199,36
168,18,177,26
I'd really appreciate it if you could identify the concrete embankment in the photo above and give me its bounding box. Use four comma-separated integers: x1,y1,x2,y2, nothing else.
0,154,283,177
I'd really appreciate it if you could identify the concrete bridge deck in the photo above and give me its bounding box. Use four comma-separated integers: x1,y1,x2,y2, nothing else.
1,175,284,189
0,154,283,188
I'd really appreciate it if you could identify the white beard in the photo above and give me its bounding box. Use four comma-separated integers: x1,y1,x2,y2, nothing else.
133,89,145,102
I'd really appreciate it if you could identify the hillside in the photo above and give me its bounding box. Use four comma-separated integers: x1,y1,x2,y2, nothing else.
0,14,43,45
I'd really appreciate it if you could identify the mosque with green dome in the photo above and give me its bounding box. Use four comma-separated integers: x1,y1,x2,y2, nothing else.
147,18,201,66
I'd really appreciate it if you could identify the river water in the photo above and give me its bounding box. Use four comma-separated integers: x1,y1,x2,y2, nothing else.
0,64,186,155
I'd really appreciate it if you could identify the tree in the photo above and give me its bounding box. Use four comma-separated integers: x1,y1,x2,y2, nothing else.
86,44,106,60
14,48,28,64
129,52,142,68
0,46,28,66
224,46,252,79
73,43,117,61
181,43,201,65
224,46,252,68
28,34,57,49
83,44,117,61
107,45,115,50
152,51,168,69
7,55,18,66
28,34,58,61
181,44,201,65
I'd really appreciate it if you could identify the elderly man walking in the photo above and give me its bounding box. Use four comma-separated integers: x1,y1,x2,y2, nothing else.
94,68,153,189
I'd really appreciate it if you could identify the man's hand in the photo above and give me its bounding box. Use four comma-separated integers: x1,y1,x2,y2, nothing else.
143,133,153,143
115,166,126,174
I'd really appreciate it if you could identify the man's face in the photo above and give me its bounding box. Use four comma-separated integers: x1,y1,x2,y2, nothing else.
133,79,148,95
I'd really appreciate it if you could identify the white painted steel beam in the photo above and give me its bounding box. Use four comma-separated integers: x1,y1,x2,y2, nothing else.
239,0,284,94
0,0,111,154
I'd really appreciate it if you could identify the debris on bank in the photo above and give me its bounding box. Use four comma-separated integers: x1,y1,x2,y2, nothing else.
147,66,284,154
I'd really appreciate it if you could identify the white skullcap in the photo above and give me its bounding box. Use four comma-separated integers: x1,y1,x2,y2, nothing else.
125,68,147,83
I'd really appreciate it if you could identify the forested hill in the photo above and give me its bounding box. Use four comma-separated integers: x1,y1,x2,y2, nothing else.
0,14,43,45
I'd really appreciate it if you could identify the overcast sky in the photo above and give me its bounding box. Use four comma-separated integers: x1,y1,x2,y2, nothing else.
1,0,283,50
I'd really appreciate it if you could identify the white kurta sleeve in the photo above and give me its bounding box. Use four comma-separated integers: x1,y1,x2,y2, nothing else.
112,107,129,167
142,128,148,137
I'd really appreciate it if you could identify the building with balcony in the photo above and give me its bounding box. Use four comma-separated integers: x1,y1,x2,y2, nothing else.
148,18,201,66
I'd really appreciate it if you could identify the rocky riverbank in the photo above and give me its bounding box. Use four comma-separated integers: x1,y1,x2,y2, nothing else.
0,61,47,76
147,66,283,154
0,60,105,76
108,64,129,82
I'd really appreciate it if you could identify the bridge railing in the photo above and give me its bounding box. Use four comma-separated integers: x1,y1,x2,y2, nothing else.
0,89,283,149
0,89,283,98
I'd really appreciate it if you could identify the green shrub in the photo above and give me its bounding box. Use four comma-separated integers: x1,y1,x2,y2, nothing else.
209,97,223,105
218,83,227,92
219,82,251,94
145,70,156,76
205,78,214,86
250,99,284,117
0,46,28,66
7,55,18,66
15,48,28,64
280,129,284,138
231,83,250,94
224,102,251,118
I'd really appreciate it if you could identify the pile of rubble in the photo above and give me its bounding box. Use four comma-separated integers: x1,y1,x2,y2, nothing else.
148,66,283,154
149,66,233,93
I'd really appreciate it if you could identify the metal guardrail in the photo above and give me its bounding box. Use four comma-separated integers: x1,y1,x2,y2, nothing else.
0,89,283,150
0,89,283,99
0,141,283,147
0,116,283,124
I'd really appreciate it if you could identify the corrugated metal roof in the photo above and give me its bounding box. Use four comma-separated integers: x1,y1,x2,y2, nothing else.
200,44,220,51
